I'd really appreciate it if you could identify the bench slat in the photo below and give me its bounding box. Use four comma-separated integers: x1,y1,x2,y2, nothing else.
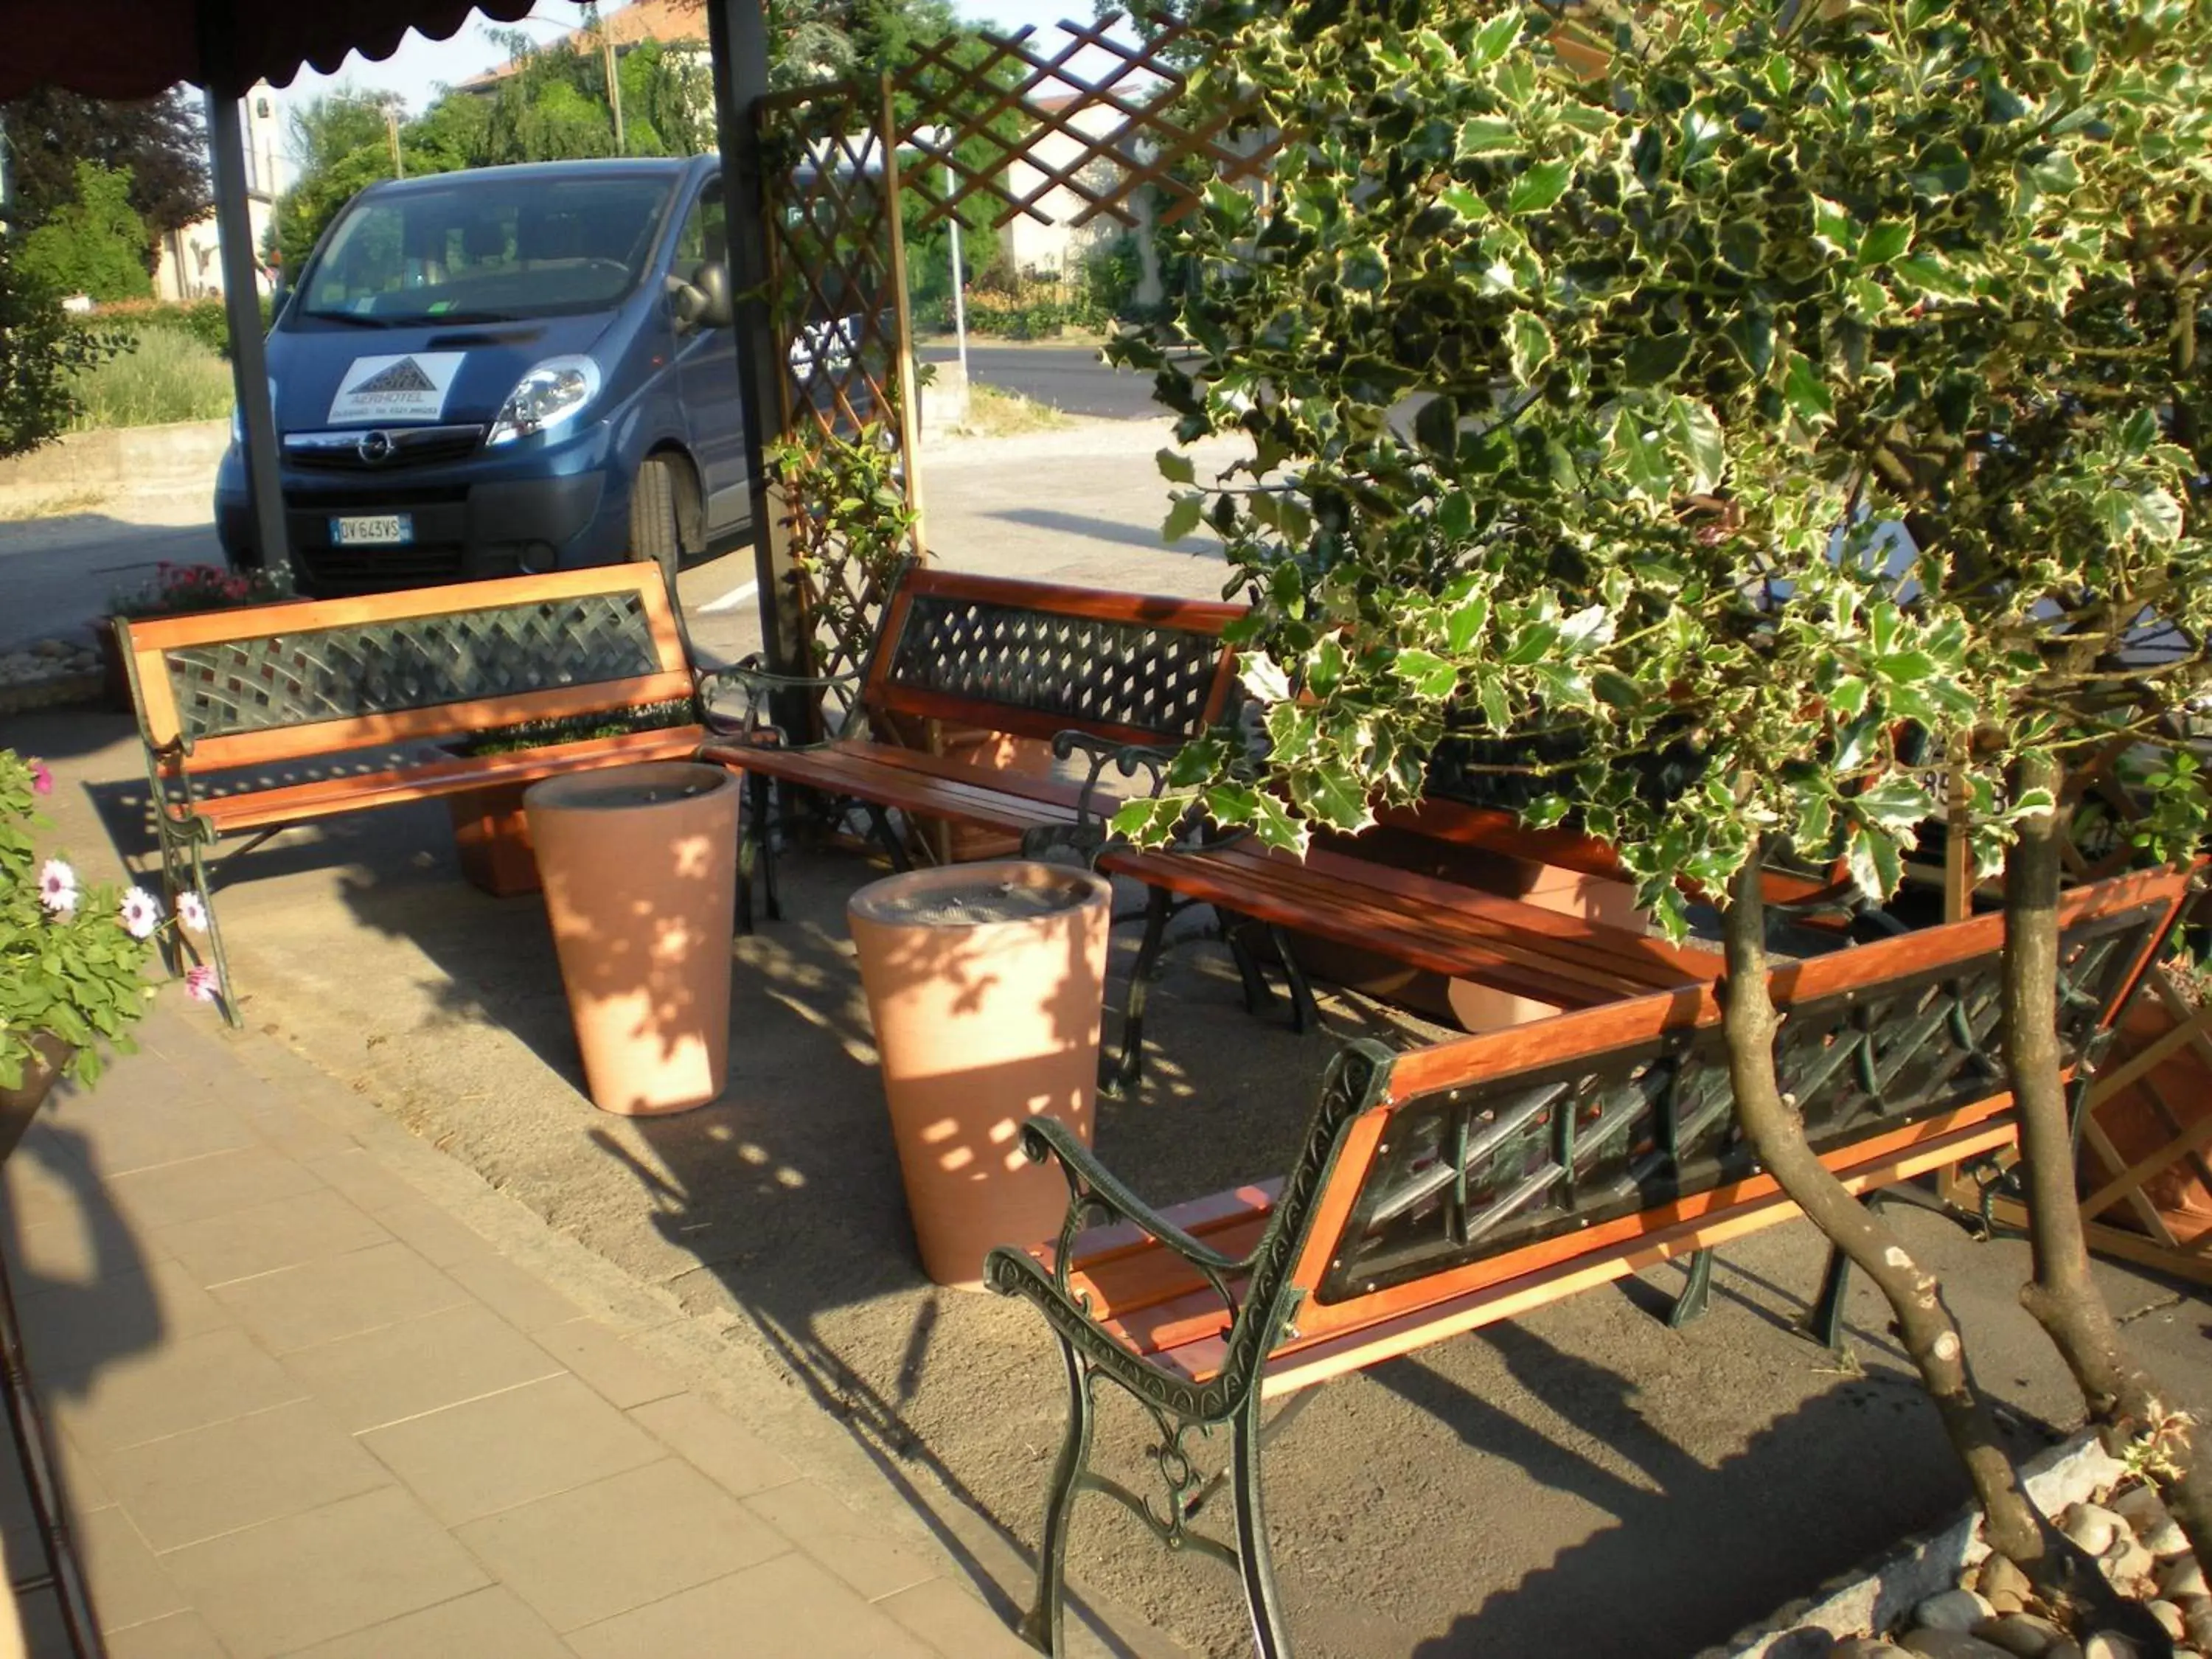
178,726,710,832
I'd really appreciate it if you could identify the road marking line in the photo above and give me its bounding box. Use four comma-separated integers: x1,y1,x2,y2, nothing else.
697,579,759,615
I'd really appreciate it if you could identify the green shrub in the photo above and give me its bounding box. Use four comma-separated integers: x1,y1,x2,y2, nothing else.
64,326,234,431
0,233,119,459
15,162,152,303
70,294,274,361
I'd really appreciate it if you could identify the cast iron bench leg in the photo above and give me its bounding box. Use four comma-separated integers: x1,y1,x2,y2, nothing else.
1265,925,1321,1036
1104,886,1174,1098
1233,1380,1293,1659
1222,914,1279,1016
1020,1334,1096,1658
1808,1243,1854,1351
1667,1247,1716,1328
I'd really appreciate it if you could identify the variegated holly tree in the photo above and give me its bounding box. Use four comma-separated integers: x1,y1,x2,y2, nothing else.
1119,0,2212,1599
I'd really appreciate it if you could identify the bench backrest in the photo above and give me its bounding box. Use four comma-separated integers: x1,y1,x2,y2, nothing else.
1217,864,2191,1382
122,566,695,773
862,566,1245,748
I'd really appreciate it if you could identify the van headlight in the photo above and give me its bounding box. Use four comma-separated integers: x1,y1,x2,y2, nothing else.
487,356,601,446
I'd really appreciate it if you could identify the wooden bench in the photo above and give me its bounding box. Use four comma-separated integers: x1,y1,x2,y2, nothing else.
700,566,1736,1083
984,865,2194,1658
121,566,717,1023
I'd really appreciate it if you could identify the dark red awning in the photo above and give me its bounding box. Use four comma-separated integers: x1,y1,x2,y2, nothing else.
0,0,564,100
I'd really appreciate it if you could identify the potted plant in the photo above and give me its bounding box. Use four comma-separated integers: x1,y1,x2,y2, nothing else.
1114,0,2212,1632
102,562,293,711
1,748,218,1141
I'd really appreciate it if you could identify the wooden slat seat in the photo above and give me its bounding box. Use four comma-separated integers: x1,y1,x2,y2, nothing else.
122,566,720,1023
984,866,2194,1657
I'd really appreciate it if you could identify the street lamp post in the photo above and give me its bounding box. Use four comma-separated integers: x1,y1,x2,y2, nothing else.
910,127,968,386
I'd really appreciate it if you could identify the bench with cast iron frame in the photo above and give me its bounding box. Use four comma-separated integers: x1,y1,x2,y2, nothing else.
983,864,2194,1658
119,566,723,1024
700,566,1726,1088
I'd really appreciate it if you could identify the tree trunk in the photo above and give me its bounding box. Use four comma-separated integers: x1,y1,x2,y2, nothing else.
2004,757,2212,1565
1719,859,2051,1570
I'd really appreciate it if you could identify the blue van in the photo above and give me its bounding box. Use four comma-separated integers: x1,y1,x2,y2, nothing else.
215,156,746,596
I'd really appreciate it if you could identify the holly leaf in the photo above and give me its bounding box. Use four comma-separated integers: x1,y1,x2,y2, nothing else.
1155,447,1196,484
1507,159,1572,215
1162,495,1204,543
1670,397,1725,494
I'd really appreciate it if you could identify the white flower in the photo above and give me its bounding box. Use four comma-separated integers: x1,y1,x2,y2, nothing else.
37,859,77,917
118,887,161,939
184,965,220,1004
177,891,209,934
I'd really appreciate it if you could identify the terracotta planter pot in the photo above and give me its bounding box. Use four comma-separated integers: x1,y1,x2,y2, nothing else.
0,1034,74,1164
848,860,1112,1290
524,762,740,1116
448,783,541,897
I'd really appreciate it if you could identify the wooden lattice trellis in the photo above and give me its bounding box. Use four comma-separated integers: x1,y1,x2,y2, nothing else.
756,15,1276,716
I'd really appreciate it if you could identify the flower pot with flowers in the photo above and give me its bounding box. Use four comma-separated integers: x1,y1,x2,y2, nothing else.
1,749,218,1150
100,563,294,713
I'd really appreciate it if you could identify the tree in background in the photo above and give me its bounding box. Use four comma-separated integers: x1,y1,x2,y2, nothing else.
0,88,209,271
16,162,153,301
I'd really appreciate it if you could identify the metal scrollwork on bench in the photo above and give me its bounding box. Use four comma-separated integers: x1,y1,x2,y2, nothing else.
984,1043,1395,1658
1318,901,2163,1305
162,594,661,740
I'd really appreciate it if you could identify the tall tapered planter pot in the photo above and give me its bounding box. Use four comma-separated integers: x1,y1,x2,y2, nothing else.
524,763,739,1116
848,860,1112,1290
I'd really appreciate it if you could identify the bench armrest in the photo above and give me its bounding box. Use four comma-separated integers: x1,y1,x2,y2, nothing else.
695,655,865,746
1016,1115,1248,1279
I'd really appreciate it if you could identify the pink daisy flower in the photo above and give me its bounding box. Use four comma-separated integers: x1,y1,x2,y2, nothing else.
177,891,209,933
28,761,52,796
119,886,161,939
37,859,77,917
184,965,221,1004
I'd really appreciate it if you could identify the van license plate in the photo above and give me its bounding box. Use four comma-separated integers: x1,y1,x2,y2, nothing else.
330,513,412,546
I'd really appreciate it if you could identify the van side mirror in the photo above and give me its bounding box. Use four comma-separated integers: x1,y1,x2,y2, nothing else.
691,261,733,329
672,260,733,333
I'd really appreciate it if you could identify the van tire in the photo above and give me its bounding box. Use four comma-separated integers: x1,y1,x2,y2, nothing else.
630,457,682,594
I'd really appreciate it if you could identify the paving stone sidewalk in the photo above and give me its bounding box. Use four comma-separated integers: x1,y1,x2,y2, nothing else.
0,999,1051,1659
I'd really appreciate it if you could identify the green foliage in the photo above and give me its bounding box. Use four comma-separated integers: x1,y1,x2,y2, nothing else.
0,750,161,1091
1122,0,2212,933
0,232,118,459
75,296,275,361
771,422,918,675
0,87,209,258
16,162,153,302
63,326,237,431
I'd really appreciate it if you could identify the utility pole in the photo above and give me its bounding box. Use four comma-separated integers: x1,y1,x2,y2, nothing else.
385,105,403,178
602,17,626,155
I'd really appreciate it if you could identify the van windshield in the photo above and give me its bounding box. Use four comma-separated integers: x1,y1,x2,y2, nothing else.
292,173,675,327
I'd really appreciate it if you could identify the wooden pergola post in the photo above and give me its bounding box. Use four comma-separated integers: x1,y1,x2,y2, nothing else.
196,3,286,577
704,0,810,731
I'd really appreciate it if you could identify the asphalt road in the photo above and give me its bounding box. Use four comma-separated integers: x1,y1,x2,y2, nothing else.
917,341,1166,420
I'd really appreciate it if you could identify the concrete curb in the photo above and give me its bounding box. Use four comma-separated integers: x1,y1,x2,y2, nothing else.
0,418,228,493
1705,1432,2130,1657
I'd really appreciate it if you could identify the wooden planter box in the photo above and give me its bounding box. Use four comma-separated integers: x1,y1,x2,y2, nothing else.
448,782,541,898
1966,965,2212,1285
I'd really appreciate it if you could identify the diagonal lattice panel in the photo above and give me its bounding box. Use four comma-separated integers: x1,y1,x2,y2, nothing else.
161,595,661,741
1318,899,2174,1304
892,13,1276,232
887,593,1225,740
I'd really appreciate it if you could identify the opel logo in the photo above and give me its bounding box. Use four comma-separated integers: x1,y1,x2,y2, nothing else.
356,430,394,464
